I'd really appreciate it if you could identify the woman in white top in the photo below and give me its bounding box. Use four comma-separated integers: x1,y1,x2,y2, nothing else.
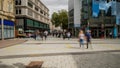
79,30,85,48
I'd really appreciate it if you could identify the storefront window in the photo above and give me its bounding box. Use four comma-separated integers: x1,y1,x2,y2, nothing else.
3,20,14,39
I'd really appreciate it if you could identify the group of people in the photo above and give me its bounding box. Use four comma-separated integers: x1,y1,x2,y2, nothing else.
63,31,71,40
52,31,72,40
78,30,92,49
29,30,48,40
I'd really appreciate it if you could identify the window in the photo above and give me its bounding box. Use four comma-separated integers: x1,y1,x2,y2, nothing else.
28,9,33,16
15,0,21,5
40,10,43,14
35,13,39,19
28,2,33,8
16,8,21,14
35,7,39,11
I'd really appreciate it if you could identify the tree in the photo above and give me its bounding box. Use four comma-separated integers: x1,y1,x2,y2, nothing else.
51,12,60,27
58,9,68,29
51,9,68,30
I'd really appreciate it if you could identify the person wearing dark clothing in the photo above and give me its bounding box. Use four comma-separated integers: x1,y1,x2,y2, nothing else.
63,32,66,40
40,31,44,40
85,30,92,49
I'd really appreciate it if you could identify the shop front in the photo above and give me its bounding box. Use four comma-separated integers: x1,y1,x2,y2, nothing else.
0,20,14,40
3,20,14,39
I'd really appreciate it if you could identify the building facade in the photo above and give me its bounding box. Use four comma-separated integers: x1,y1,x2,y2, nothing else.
0,0,15,40
81,0,120,38
15,0,50,37
68,0,82,36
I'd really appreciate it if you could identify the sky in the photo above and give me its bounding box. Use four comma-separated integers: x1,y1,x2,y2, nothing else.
41,0,68,17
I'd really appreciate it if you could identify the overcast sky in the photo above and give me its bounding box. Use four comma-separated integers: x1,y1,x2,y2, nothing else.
41,0,68,17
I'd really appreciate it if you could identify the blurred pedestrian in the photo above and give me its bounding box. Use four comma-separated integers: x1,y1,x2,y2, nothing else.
109,32,112,38
63,31,66,40
67,31,71,40
44,30,48,40
40,31,44,40
85,30,92,49
118,32,120,38
78,30,85,48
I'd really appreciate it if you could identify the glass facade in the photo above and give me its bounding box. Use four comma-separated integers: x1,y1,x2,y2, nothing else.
26,18,49,29
0,20,14,39
26,19,34,27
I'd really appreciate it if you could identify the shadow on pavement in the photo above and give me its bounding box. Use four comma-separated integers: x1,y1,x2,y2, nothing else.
0,62,26,68
13,63,26,68
71,52,120,68
0,64,15,68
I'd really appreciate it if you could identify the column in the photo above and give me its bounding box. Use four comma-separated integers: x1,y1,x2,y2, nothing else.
1,18,4,40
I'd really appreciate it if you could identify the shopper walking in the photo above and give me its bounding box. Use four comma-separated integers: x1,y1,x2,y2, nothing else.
67,32,71,40
40,31,44,40
44,30,48,40
78,30,85,48
85,30,92,49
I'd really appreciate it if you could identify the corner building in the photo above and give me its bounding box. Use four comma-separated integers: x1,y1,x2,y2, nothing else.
0,0,15,40
15,0,50,37
68,0,82,36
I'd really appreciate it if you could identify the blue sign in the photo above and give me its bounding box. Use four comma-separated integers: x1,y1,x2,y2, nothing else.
3,20,14,26
0,20,1,25
92,0,100,17
99,0,106,10
111,1,117,15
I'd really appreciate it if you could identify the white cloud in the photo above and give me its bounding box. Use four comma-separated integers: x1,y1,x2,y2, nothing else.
41,0,68,18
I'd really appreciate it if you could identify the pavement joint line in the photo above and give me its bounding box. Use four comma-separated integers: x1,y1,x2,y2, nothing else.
0,50,120,59
99,44,120,50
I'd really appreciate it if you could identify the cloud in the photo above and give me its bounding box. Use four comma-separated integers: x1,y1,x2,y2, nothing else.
41,0,68,17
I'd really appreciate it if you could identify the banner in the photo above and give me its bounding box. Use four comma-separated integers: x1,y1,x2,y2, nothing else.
92,0,100,17
116,2,120,25
99,0,107,10
111,1,117,15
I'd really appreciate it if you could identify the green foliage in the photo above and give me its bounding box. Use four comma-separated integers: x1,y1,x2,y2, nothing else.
51,9,68,29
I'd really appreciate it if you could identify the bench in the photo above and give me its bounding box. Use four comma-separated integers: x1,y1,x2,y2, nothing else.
26,61,44,68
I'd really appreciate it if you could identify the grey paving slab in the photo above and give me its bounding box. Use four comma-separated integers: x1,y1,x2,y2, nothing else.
0,52,120,68
0,37,120,68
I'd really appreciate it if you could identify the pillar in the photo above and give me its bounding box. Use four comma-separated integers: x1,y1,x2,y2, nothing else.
1,18,4,40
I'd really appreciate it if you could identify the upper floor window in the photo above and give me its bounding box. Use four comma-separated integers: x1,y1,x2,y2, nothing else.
16,8,21,14
15,0,21,5
40,10,43,14
8,0,13,13
28,9,33,16
35,7,39,11
28,2,33,8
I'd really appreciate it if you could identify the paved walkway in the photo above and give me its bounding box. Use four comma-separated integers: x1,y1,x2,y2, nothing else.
0,38,120,56
0,37,120,68
0,39,27,48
